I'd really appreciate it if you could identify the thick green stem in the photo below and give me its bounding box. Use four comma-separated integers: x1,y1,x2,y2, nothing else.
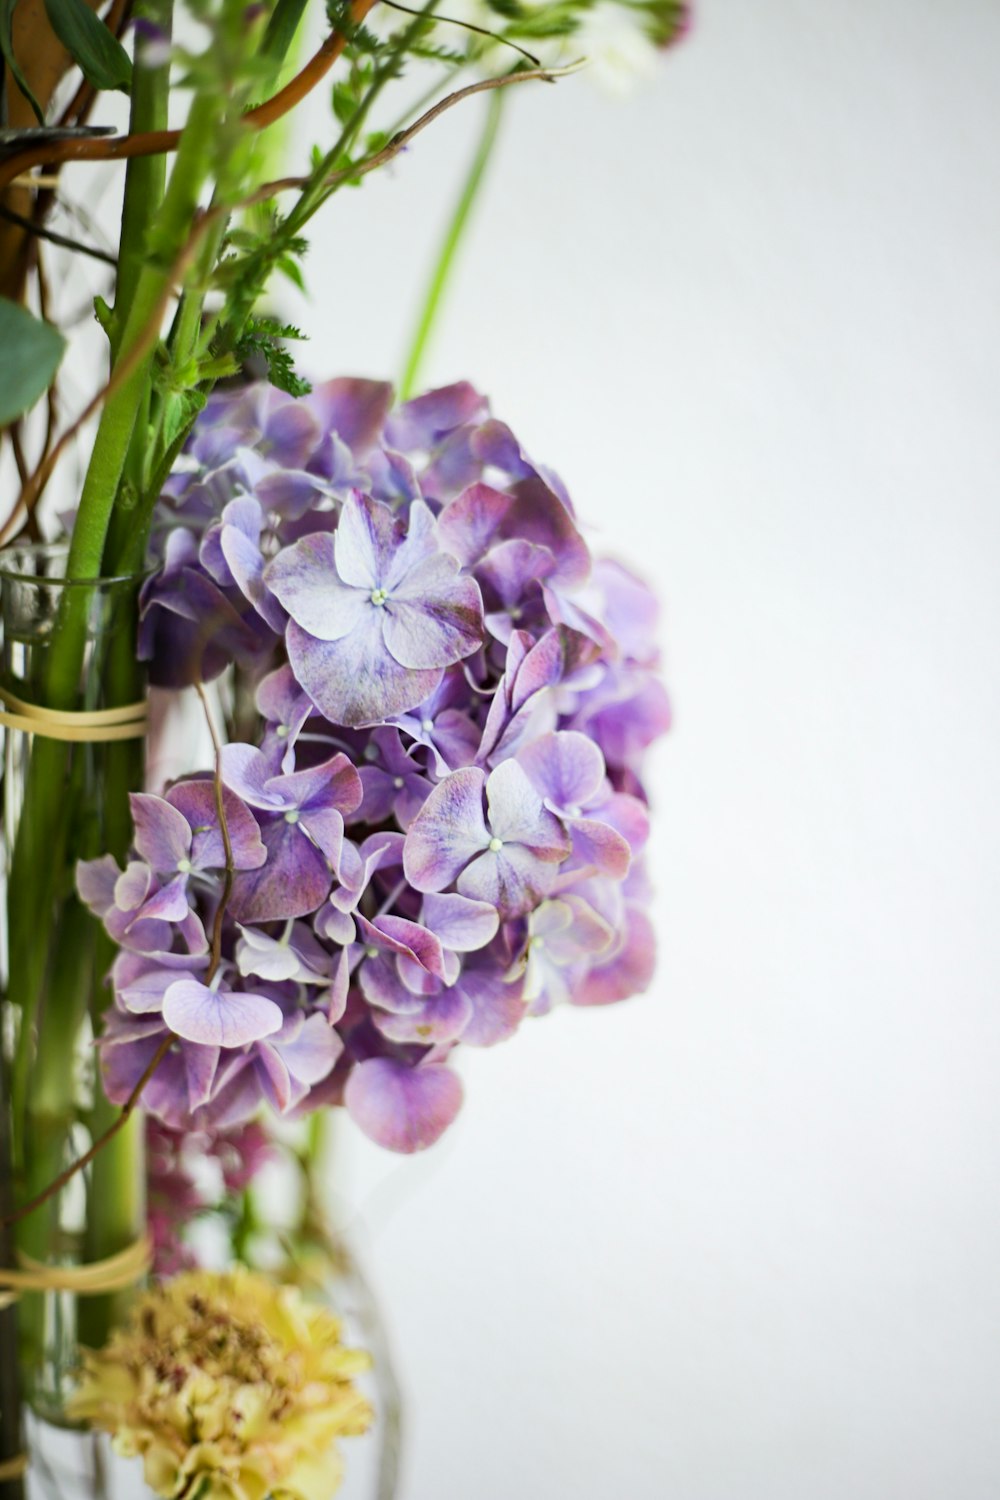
399,86,503,398
111,0,175,366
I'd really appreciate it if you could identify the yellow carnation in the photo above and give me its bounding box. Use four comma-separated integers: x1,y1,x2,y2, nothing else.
68,1269,373,1500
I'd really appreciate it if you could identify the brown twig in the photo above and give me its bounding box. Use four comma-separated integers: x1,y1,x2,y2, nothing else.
196,682,235,981
0,0,379,194
1,1034,173,1227
0,205,216,545
0,202,118,265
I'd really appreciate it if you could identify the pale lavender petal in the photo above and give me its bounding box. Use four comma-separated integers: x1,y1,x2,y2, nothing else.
118,965,184,1015
221,517,286,633
286,617,441,728
421,892,499,952
517,731,606,813
382,559,483,670
383,499,438,590
372,989,472,1045
300,806,345,868
575,906,656,1007
220,743,286,810
334,492,399,590
166,780,267,872
254,1044,296,1113
184,1040,220,1111
274,1011,342,1084
115,860,153,912
345,1058,463,1153
457,843,557,918
265,533,367,641
163,979,283,1047
403,767,490,891
76,855,121,918
460,968,526,1046
486,759,570,859
565,818,632,880
136,873,191,924
129,794,191,871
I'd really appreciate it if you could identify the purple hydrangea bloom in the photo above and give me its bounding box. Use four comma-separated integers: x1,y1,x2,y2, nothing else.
88,376,670,1155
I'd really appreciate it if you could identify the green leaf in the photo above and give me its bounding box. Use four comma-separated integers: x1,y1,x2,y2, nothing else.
42,0,132,93
0,0,45,123
0,298,66,427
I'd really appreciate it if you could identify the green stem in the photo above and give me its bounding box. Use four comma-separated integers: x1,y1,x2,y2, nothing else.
111,0,174,366
399,85,503,399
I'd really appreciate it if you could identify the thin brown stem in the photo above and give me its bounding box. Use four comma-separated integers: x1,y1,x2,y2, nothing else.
196,682,235,984
1,1034,173,1228
0,206,216,545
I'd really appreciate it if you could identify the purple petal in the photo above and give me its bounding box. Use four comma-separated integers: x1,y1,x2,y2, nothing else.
575,906,656,1007
286,617,442,728
221,516,286,633
421,892,499,952
76,855,121,918
485,759,570,859
163,979,283,1047
381,556,484,671
227,819,334,922
517,731,606,813
136,872,191,924
265,533,368,641
566,818,632,880
356,912,447,977
273,1011,343,1085
281,751,363,817
306,377,393,456
130,794,191,871
382,499,438,590
334,492,400,590
457,843,558,919
300,806,346,868
166,780,267,872
403,767,490,891
221,742,287,810
345,1058,463,1153
372,988,472,1046
460,964,527,1046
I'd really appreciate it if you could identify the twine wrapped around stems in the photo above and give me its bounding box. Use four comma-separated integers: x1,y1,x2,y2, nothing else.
0,685,147,742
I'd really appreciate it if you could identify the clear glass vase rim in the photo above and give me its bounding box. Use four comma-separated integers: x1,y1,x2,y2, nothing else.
0,543,152,590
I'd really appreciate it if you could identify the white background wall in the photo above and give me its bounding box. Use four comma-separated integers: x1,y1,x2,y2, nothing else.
279,3,1000,1497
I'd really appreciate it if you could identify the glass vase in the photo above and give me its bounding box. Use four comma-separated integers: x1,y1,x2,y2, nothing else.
0,545,148,1464
18,1225,400,1500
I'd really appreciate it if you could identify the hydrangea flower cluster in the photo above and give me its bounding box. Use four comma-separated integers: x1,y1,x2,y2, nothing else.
79,378,670,1153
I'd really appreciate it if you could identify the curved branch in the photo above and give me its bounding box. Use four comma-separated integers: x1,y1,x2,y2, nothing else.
0,0,379,193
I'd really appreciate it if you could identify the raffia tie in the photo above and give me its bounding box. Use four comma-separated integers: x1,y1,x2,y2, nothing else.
0,1236,152,1308
0,1237,151,1481
0,685,147,742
